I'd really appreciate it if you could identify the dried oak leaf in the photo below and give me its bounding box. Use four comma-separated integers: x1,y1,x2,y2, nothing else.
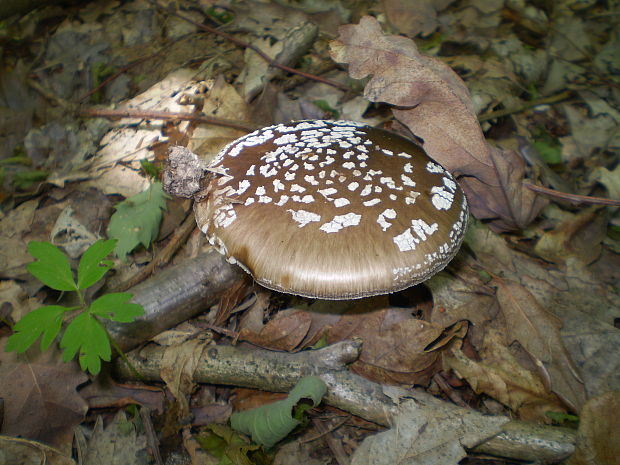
445,329,567,422
494,279,586,411
327,307,448,386
238,309,312,352
330,16,546,231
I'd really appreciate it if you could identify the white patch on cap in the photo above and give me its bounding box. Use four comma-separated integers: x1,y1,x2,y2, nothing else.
284,171,295,181
258,195,272,203
380,177,401,190
318,187,337,199
426,161,444,174
272,179,285,192
288,209,321,227
290,184,306,193
274,134,297,145
404,163,413,173
411,219,438,241
401,174,416,187
214,204,237,228
246,165,256,176
320,212,361,233
389,194,397,200
259,165,277,177
431,177,456,210
319,156,335,167
382,149,393,156
405,191,420,205
276,195,290,206
360,185,372,196
334,198,351,207
363,198,381,207
393,229,418,251
343,161,356,170
292,194,314,203
237,180,251,194
304,175,319,185
348,182,359,191
397,152,412,158
377,208,397,231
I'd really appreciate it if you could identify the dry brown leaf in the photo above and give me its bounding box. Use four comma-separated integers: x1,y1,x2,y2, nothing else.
238,309,312,352
327,307,448,386
445,329,567,422
330,16,547,231
534,208,606,265
160,337,211,419
382,0,455,37
568,391,620,465
494,279,586,411
0,339,88,451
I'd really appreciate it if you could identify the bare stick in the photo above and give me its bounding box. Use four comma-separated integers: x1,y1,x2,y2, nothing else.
105,250,245,351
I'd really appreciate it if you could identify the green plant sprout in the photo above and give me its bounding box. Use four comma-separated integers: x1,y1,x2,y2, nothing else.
5,239,144,375
107,181,168,260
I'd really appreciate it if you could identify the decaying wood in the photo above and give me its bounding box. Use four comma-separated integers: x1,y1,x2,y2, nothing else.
104,250,245,351
114,340,576,462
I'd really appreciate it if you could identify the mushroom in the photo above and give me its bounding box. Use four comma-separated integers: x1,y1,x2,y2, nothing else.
194,120,468,299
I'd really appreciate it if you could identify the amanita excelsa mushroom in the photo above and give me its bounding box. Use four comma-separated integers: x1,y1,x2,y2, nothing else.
194,120,468,299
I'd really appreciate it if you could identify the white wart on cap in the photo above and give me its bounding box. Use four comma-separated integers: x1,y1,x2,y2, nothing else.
195,120,468,299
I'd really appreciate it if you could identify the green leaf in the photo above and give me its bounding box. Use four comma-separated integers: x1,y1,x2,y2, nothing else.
197,424,269,465
77,239,117,289
107,182,168,260
230,376,327,448
90,293,144,322
60,313,111,375
26,242,77,291
5,305,68,352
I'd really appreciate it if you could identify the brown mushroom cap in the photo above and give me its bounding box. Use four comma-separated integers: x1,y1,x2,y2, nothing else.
194,120,468,299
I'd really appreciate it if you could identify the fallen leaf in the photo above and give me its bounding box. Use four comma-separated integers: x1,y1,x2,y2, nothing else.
568,391,620,465
330,16,547,231
238,309,312,352
328,307,448,386
160,337,211,419
82,411,147,465
351,394,508,465
0,338,88,452
444,329,567,422
494,279,586,411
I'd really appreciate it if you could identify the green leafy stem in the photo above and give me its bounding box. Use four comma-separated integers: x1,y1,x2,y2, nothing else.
5,239,144,375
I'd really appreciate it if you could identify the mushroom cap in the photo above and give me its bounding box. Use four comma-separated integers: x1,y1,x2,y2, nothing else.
195,120,468,299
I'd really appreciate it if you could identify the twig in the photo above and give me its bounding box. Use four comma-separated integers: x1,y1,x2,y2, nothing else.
140,407,164,465
80,107,258,132
478,90,574,122
114,341,576,462
525,183,620,206
111,211,198,292
148,0,350,92
311,417,350,465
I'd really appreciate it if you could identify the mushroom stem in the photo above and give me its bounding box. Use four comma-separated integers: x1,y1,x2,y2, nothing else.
114,341,575,462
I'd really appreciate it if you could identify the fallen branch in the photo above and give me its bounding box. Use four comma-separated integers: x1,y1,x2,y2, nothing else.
104,250,245,351
114,341,576,462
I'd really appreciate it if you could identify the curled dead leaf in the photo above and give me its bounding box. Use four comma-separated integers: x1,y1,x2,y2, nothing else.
330,16,547,231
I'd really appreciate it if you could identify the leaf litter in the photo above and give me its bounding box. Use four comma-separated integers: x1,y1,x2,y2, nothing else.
0,0,619,464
